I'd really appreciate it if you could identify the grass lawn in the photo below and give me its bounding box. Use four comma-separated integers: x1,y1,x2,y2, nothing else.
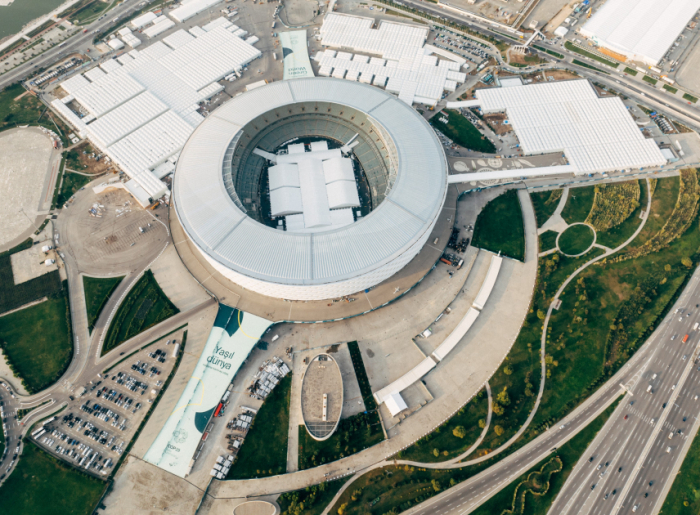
642,75,658,85
564,42,619,68
572,59,609,74
663,84,678,94
596,180,647,249
83,275,124,332
56,170,92,207
299,411,385,469
623,67,638,76
0,84,71,145
561,186,595,224
635,177,679,246
0,441,106,515
471,398,620,515
227,374,292,479
539,231,559,253
660,420,700,513
0,293,72,393
399,388,488,462
530,189,562,228
558,224,595,255
101,270,178,356
683,93,698,103
532,45,564,59
430,109,496,154
472,189,525,261
70,0,117,25
0,240,63,315
279,477,351,515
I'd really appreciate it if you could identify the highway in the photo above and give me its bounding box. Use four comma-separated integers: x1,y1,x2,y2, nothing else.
0,0,146,91
402,267,700,515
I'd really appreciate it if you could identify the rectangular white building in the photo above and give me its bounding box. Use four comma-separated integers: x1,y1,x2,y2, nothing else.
580,0,700,65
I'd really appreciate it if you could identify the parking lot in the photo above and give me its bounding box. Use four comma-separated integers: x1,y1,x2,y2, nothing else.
429,29,492,69
31,336,181,477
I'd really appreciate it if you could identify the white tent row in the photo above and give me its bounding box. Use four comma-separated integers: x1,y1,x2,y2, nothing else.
144,17,175,38
169,0,222,23
130,11,158,29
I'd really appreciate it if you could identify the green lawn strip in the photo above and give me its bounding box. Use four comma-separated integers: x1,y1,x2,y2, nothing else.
558,225,595,255
474,248,604,454
532,45,564,59
56,170,93,207
279,477,352,515
663,84,678,94
472,189,525,261
642,75,658,85
299,411,385,470
660,417,700,512
0,289,73,393
26,20,56,39
397,388,488,462
101,270,179,356
0,238,63,315
102,323,187,375
530,189,562,228
17,400,50,420
430,109,496,153
539,231,559,253
561,186,595,224
572,59,609,74
633,176,680,246
470,397,621,515
0,84,72,145
83,275,123,331
595,180,647,249
347,341,377,410
623,67,638,76
683,93,698,103
227,374,292,479
0,440,106,515
564,42,619,68
71,0,116,25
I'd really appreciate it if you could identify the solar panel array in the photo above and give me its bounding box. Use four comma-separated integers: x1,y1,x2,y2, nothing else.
476,80,666,173
51,26,261,202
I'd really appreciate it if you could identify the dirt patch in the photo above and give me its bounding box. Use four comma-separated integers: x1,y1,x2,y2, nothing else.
483,113,513,135
67,141,114,175
509,51,546,66
543,69,581,81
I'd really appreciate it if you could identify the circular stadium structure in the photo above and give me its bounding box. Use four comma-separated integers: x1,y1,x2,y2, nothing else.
173,78,448,300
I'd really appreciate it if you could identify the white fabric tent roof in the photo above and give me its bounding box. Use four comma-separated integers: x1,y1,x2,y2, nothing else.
580,0,700,65
385,392,408,417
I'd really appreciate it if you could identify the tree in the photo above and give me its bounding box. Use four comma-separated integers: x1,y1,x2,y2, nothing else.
492,403,504,416
682,257,693,268
338,503,348,515
537,309,546,320
496,387,511,406
665,264,672,272
494,425,504,436
478,419,486,429
432,479,442,492
503,365,513,375
433,448,440,457
453,426,467,438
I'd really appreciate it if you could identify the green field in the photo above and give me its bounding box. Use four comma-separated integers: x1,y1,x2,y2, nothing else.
683,93,698,103
0,291,72,393
101,270,178,356
299,411,384,469
279,477,351,515
399,388,488,462
572,59,609,74
227,374,292,479
471,398,620,515
83,275,124,331
539,231,559,253
635,177,679,245
561,186,595,224
56,170,92,207
472,189,525,261
642,75,658,85
663,84,678,94
70,0,117,25
660,419,700,513
530,189,562,228
595,180,647,249
558,224,595,255
430,109,496,154
0,84,71,144
564,42,619,68
623,67,638,76
0,240,63,316
0,441,106,515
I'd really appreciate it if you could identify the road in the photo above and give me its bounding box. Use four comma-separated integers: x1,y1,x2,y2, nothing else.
551,276,700,515
401,266,700,515
0,0,146,91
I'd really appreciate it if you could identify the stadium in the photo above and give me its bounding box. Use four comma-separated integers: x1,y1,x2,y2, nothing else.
173,78,448,301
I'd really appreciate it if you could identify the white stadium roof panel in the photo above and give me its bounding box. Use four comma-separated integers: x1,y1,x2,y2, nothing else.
70,71,145,117
475,80,666,174
99,59,121,73
169,0,222,22
580,0,700,65
61,74,90,95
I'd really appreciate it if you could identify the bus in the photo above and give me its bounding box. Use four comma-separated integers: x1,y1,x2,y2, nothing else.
682,334,689,343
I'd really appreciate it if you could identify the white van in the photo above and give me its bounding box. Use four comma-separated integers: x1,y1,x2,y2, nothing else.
647,385,653,393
